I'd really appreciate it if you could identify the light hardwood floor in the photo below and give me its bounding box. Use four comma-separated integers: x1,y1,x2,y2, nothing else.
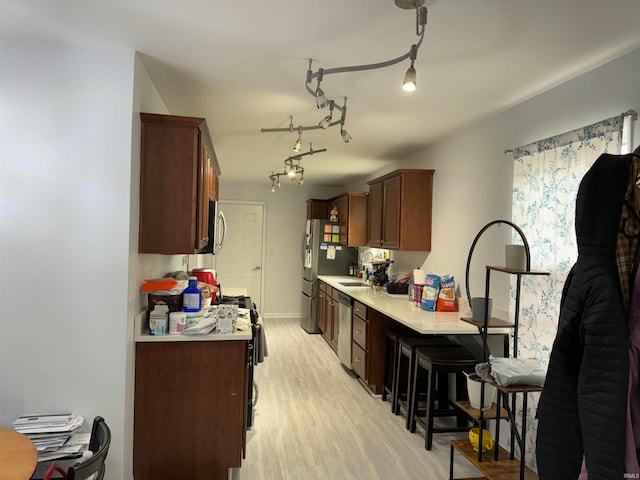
239,318,483,479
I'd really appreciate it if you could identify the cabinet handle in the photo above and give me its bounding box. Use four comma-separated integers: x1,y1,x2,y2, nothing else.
355,329,362,334
202,236,209,242
355,358,361,362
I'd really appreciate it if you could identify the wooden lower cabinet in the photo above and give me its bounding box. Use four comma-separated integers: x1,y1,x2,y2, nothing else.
358,308,416,395
352,301,368,381
134,340,248,480
352,342,367,380
329,289,339,351
318,283,327,333
321,285,332,345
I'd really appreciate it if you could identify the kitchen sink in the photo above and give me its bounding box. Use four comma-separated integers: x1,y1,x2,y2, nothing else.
338,282,370,287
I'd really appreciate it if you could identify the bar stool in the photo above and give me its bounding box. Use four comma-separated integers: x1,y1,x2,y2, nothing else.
381,331,402,404
392,336,461,428
409,345,477,450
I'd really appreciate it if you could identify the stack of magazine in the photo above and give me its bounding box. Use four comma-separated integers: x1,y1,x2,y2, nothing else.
12,413,90,461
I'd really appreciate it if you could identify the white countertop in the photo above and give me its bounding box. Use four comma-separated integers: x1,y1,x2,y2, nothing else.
134,310,252,342
318,275,506,335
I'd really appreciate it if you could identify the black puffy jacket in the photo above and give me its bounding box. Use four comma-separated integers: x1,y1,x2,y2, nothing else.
536,154,631,479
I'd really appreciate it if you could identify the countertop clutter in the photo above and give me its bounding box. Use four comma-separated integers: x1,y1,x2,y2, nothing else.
318,275,495,335
135,286,254,342
134,311,252,342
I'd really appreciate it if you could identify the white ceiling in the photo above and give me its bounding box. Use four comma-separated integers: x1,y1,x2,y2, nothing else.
3,0,640,186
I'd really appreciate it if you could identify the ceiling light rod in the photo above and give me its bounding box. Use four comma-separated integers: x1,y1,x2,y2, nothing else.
260,99,347,134
287,147,328,160
304,6,427,98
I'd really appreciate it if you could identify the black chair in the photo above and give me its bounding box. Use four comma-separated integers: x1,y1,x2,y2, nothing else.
42,416,110,480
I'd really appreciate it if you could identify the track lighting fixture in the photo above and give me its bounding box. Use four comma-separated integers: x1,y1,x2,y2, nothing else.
293,126,302,152
261,1,428,147
267,144,327,191
304,2,427,103
261,99,349,144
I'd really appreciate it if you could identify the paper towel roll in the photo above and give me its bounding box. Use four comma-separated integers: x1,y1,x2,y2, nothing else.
413,269,426,284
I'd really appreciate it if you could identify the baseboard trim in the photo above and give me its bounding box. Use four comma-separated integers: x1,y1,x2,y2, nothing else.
260,313,304,319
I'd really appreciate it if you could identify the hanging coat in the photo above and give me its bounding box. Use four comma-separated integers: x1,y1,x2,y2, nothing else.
536,153,631,479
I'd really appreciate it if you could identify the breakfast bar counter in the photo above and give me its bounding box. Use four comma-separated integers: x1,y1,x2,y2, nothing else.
318,275,503,335
317,275,506,395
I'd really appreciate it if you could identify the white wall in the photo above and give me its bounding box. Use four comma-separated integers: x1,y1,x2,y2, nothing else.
347,48,640,311
0,38,135,479
218,182,343,316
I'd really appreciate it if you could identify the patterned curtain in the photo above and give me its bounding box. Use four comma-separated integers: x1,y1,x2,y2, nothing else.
510,114,625,471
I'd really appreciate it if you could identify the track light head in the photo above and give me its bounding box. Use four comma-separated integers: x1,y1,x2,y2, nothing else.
316,87,328,109
319,114,332,129
341,129,352,143
293,126,303,152
402,65,417,91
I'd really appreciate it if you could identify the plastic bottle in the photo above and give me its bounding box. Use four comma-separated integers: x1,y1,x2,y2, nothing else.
183,276,202,312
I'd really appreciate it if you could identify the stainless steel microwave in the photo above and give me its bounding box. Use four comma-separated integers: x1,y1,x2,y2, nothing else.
204,200,227,254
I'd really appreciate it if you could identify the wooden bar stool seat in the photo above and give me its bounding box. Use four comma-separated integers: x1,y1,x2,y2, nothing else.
409,345,477,450
392,335,462,428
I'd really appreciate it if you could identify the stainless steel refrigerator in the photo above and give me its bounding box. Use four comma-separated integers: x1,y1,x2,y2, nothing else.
301,219,358,333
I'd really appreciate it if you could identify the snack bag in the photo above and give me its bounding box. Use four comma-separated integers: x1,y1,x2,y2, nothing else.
421,273,440,311
436,274,458,311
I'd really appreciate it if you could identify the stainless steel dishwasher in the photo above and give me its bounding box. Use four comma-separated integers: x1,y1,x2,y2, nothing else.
337,292,353,369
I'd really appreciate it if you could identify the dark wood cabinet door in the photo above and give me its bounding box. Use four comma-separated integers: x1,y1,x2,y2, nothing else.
318,288,326,332
196,139,212,251
346,193,368,247
133,340,248,480
306,199,329,219
322,287,332,344
382,176,401,249
139,113,220,254
367,169,434,251
367,182,383,247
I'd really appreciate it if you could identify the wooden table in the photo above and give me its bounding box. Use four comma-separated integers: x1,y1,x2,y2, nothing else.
0,427,38,480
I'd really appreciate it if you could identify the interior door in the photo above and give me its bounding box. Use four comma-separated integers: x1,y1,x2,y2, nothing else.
214,202,265,310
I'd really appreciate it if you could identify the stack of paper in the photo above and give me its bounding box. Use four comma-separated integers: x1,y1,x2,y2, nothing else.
183,316,217,335
12,413,89,461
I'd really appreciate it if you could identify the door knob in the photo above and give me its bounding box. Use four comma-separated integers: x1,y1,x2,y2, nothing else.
253,266,261,271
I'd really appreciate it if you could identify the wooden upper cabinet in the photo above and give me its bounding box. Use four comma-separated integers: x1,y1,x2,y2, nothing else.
139,113,221,254
367,182,383,247
381,175,401,249
328,192,368,247
367,169,434,251
306,199,329,220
